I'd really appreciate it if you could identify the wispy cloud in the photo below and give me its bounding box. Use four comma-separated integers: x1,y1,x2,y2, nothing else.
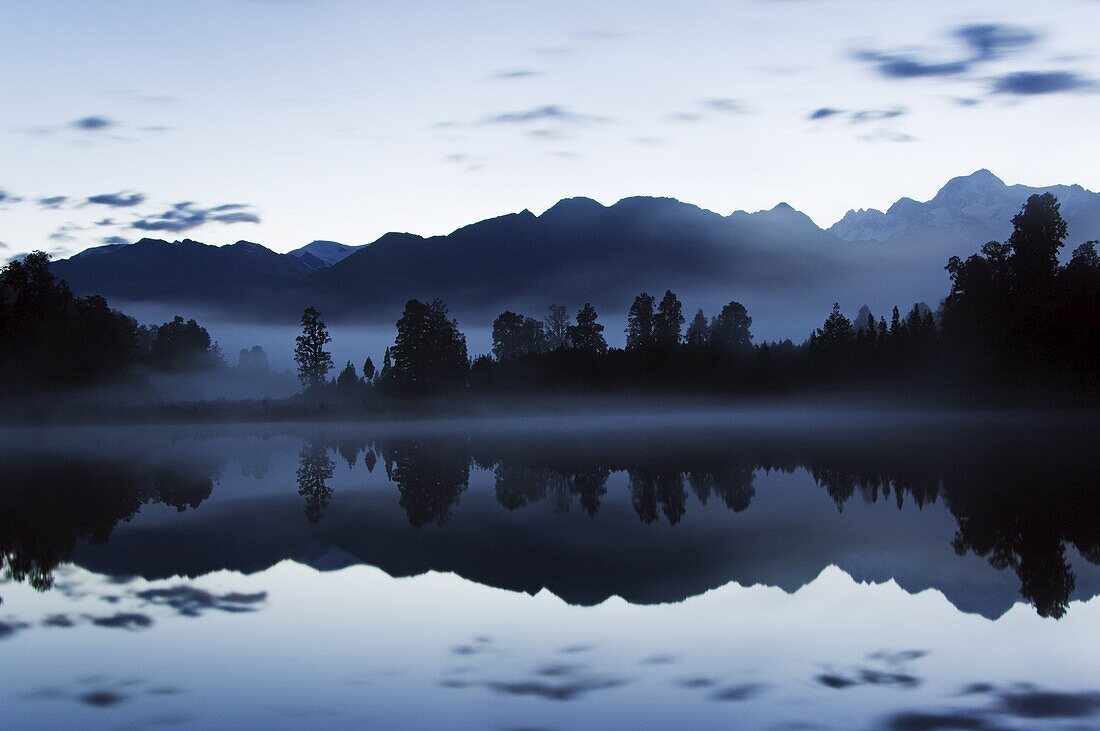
71,116,116,131
955,23,1039,61
16,114,170,142
992,70,1097,95
491,68,544,80
701,98,749,114
482,105,610,125
38,195,68,209
849,107,906,123
859,130,916,143
854,50,969,79
131,201,261,233
48,223,84,241
86,191,146,208
668,112,703,123
854,22,1040,80
808,106,906,123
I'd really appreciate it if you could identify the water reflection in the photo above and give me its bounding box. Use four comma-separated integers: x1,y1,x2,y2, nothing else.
2,417,1099,620
0,453,219,592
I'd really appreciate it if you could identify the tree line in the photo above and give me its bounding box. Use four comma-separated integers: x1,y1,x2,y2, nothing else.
291,193,1098,401
0,252,281,393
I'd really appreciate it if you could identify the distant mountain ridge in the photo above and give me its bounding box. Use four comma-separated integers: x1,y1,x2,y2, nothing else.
50,171,1100,338
829,169,1100,251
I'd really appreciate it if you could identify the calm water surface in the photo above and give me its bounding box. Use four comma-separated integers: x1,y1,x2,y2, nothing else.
2,411,1099,730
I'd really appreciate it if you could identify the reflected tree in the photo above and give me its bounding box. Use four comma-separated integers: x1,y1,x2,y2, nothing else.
384,439,470,527
296,441,335,524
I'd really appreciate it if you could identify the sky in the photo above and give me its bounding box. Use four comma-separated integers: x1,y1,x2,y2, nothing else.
2,0,1099,259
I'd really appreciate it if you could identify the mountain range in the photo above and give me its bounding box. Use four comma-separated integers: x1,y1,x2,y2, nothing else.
50,170,1100,339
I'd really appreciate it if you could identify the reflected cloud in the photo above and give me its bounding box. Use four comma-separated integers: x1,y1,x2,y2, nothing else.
997,688,1100,718
78,690,127,707
817,669,921,690
709,683,769,701
135,586,267,617
0,618,30,639
88,612,154,630
483,675,630,701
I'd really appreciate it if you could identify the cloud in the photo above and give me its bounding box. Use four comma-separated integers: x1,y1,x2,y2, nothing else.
131,201,261,233
852,23,1090,103
94,217,115,226
849,107,906,123
808,106,907,128
71,116,116,131
0,189,20,204
855,23,1040,81
992,70,1097,95
87,191,145,207
48,223,84,241
955,23,1039,61
18,114,168,142
101,236,130,246
701,98,748,113
532,46,576,58
669,98,750,123
526,128,567,140
38,195,68,208
491,69,544,80
854,50,970,79
483,105,609,125
209,211,262,224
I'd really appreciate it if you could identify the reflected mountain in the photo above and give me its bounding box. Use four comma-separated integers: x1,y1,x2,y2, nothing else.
3,418,1098,619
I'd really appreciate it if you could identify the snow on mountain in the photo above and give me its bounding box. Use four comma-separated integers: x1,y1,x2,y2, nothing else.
829,169,1100,253
288,240,366,269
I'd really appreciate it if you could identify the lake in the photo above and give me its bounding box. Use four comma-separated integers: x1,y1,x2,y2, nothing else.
2,410,1099,729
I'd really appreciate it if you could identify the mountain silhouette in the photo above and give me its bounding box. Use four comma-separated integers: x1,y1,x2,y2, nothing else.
52,238,313,305
48,171,1100,335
